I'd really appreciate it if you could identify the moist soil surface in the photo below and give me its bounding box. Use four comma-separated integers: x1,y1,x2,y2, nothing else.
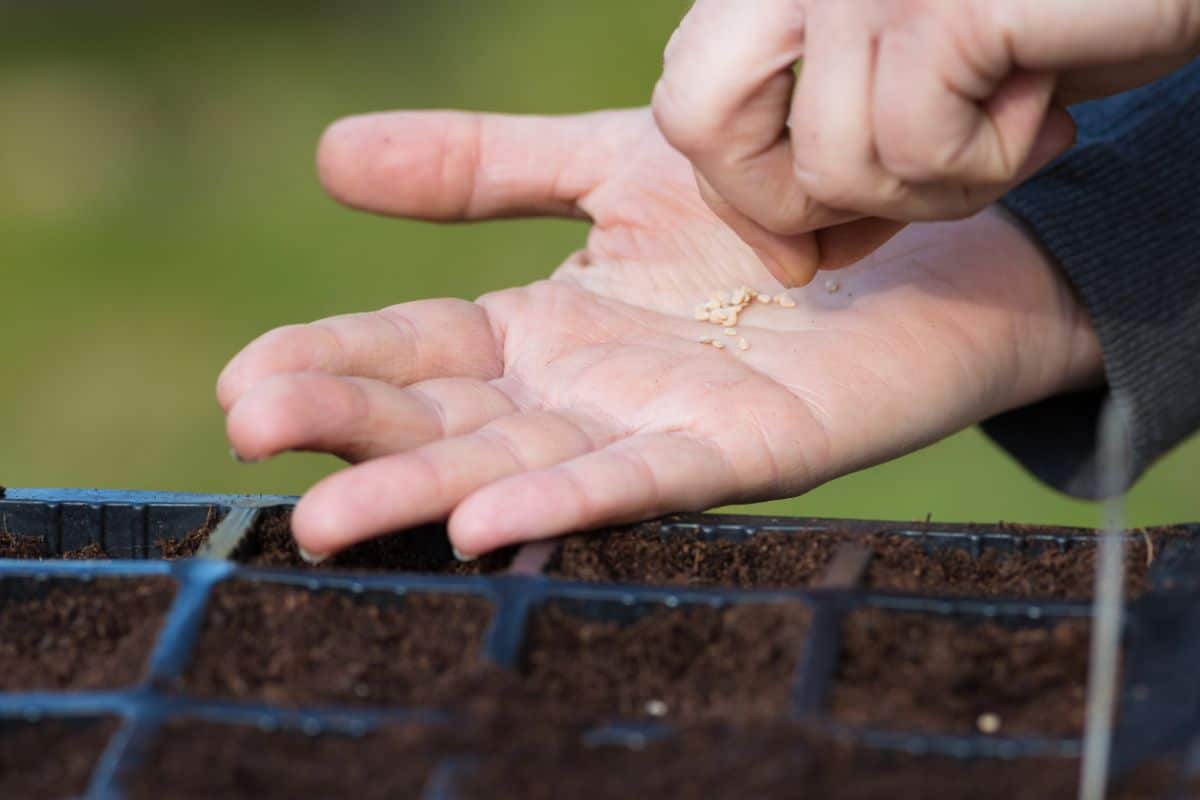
0,718,118,799
863,534,1155,599
0,512,218,560
179,581,493,707
0,530,47,559
0,577,175,690
0,532,110,560
549,523,1160,598
155,509,220,559
832,609,1092,735
233,507,515,574
458,723,1176,800
520,602,810,723
124,720,470,800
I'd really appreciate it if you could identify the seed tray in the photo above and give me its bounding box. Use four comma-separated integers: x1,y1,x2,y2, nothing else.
2,488,1199,798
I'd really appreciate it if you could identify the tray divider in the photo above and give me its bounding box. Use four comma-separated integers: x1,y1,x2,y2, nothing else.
791,594,849,719
142,560,233,687
84,706,164,799
482,579,543,669
196,506,259,560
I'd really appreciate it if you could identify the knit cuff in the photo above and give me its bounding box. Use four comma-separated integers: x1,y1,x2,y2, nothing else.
983,63,1200,498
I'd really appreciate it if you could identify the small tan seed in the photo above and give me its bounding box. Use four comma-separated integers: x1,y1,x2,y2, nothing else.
698,336,713,344
738,337,749,351
705,299,720,311
644,699,669,717
757,294,771,304
779,294,796,308
977,713,1001,735
712,340,726,350
724,328,737,336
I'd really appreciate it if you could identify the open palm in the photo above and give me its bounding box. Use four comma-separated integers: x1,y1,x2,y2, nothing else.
218,107,1100,557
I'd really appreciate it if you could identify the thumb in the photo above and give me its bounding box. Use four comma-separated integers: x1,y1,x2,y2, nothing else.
316,108,644,222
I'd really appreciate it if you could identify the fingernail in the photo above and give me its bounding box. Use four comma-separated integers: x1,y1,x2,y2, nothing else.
229,447,264,465
752,246,813,289
452,547,478,563
297,546,329,565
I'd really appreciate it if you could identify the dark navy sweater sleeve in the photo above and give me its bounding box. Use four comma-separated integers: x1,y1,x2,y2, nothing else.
984,60,1200,498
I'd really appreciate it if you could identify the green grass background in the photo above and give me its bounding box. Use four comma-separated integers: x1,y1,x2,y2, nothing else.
2,3,1195,527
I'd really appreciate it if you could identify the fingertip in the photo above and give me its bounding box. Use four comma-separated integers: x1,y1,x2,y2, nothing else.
753,244,817,288
695,170,821,286
448,483,541,556
446,498,501,557
450,473,578,556
215,360,248,413
224,389,285,464
215,371,235,414
225,374,328,463
290,482,350,556
316,113,374,209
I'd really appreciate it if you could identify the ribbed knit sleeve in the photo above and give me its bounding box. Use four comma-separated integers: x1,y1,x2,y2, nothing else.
983,60,1200,499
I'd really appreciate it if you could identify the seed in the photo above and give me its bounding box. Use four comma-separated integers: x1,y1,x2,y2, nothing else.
825,279,840,294
712,340,726,350
724,328,737,336
723,317,738,327
645,699,669,717
698,336,713,344
694,306,709,320
778,294,796,308
738,337,749,351
705,299,720,311
976,713,1001,734
757,294,771,304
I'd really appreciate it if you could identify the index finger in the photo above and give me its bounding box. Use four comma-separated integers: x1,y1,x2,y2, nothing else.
317,109,646,222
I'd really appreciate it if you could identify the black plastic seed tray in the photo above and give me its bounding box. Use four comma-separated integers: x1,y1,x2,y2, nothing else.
2,488,1200,799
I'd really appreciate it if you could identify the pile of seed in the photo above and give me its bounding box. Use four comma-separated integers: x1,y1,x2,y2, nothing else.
693,286,794,352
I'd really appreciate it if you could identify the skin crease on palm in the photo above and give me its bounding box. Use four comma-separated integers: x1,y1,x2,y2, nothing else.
216,106,1103,559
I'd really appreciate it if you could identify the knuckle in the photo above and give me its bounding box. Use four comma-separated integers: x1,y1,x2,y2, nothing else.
880,132,1005,184
791,163,859,214
862,173,910,212
808,182,862,215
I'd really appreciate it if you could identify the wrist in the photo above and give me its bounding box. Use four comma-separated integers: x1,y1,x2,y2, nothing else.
985,204,1106,400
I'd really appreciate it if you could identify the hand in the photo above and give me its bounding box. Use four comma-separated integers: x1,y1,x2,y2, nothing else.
217,107,1101,559
653,0,1200,285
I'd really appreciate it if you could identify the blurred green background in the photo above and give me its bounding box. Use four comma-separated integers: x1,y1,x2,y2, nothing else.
2,2,1196,527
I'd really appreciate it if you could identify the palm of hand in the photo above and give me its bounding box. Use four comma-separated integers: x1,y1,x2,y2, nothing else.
219,108,1094,556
